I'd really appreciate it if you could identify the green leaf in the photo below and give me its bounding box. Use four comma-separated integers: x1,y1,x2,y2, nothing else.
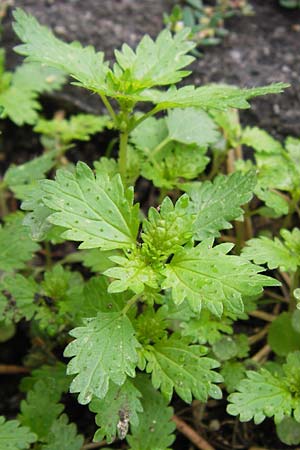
105,250,160,294
19,380,64,439
268,312,300,356
139,83,289,110
242,228,300,272
242,126,284,154
277,417,300,445
90,379,143,443
0,416,37,450
181,310,233,345
79,248,117,273
0,85,39,125
4,151,57,197
0,213,39,272
127,375,176,450
186,171,256,240
142,335,222,403
142,195,194,260
41,415,84,450
113,28,195,90
227,369,294,424
39,162,139,250
12,62,65,93
20,362,70,395
64,312,140,404
13,8,109,93
162,240,278,316
34,114,110,144
221,361,246,393
1,274,39,322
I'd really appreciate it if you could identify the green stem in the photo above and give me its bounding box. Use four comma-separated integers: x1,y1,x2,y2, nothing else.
0,182,8,218
152,137,171,157
122,293,140,315
118,129,129,179
290,268,300,311
99,93,117,126
129,106,161,132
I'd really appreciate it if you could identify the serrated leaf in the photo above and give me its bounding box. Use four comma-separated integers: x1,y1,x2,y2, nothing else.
34,114,110,144
0,85,40,125
105,250,160,294
221,361,246,393
139,83,289,110
90,379,143,443
242,228,300,272
162,240,278,316
142,335,222,403
64,312,140,404
39,162,139,250
80,248,117,273
142,195,194,259
0,416,37,450
186,171,256,240
1,274,38,322
181,310,233,345
127,374,176,450
228,353,300,425
13,62,65,93
41,414,84,450
19,380,64,439
20,362,70,394
13,8,109,93
242,126,284,154
165,107,219,146
0,213,39,272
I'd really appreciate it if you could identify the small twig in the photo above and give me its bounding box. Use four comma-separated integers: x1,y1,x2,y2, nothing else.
248,325,269,345
81,441,106,449
251,344,271,363
264,289,288,303
0,364,30,374
249,310,275,322
172,415,215,450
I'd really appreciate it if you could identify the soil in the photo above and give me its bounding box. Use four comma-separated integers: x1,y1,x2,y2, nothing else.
1,1,300,449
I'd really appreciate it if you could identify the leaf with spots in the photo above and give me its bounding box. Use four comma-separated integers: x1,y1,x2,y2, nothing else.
38,162,140,250
64,312,140,404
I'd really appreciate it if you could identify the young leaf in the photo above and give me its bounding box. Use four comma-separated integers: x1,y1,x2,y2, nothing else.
162,240,278,316
19,380,64,439
242,126,284,154
41,415,84,450
90,379,143,443
228,353,300,425
181,310,233,345
277,417,300,446
142,335,222,403
0,214,39,272
127,375,176,450
13,8,109,93
64,312,140,404
39,162,139,250
20,362,70,395
186,171,256,240
142,195,194,260
268,312,300,356
221,361,246,393
0,416,37,450
242,228,300,272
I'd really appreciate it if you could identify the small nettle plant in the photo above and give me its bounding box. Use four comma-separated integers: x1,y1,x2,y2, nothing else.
0,7,299,450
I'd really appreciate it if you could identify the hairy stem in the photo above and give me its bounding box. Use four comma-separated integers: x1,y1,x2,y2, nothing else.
99,93,117,125
122,293,140,315
118,129,129,180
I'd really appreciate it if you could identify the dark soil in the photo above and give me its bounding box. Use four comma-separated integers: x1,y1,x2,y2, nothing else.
1,1,300,449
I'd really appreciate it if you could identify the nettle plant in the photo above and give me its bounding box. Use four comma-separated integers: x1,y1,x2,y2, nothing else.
0,7,298,450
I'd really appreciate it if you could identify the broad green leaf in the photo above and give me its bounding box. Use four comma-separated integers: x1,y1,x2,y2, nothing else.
20,362,70,395
277,417,300,446
1,274,38,322
242,228,300,272
0,86,39,125
13,62,65,93
64,312,140,404
142,335,222,403
19,380,64,439
113,28,194,90
165,107,219,147
0,213,39,272
181,310,233,345
268,312,300,356
105,250,160,294
142,195,194,259
81,248,117,273
13,8,109,93
162,240,278,316
186,171,256,240
0,416,37,450
39,162,139,250
212,334,249,361
139,83,289,110
127,375,176,450
34,114,110,144
228,353,300,424
41,415,84,450
90,379,143,443
242,126,284,154
221,361,246,394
